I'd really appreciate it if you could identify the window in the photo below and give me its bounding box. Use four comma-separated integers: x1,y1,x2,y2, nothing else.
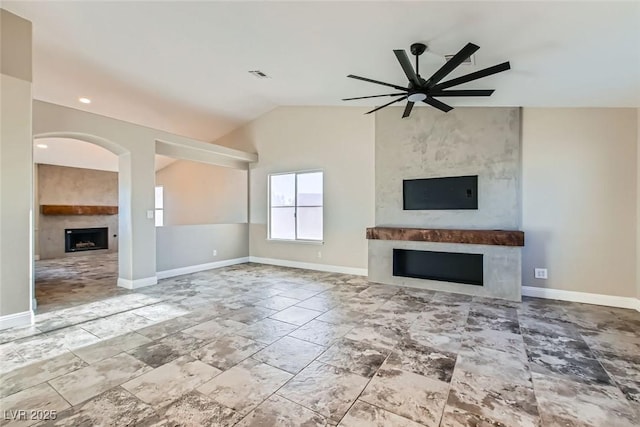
269,171,323,241
154,185,164,227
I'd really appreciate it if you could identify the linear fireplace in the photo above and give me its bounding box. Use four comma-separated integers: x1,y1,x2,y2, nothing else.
65,227,108,253
393,248,483,286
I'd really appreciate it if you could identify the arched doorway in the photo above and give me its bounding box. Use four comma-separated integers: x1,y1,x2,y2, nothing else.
33,132,130,311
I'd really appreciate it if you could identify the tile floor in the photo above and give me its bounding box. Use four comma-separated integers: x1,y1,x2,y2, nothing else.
1,255,639,426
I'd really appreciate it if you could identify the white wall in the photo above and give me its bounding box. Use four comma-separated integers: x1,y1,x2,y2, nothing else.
522,108,638,298
215,107,375,271
156,159,247,226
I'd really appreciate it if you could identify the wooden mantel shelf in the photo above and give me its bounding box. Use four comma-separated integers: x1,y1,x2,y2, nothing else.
41,205,118,216
366,226,524,247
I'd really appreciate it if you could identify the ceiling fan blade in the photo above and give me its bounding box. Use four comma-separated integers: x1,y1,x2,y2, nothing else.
433,62,511,90
393,50,420,86
402,101,414,118
423,97,453,113
342,93,406,101
428,89,495,97
426,42,480,87
347,74,408,91
365,95,409,115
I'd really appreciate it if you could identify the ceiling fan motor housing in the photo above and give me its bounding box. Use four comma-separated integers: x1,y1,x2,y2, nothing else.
410,43,427,56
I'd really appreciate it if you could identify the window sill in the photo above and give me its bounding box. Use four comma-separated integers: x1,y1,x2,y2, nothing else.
267,238,324,246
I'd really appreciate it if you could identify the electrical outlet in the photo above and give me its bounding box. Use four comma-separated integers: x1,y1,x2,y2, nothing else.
534,268,548,279
317,251,322,259
213,250,217,256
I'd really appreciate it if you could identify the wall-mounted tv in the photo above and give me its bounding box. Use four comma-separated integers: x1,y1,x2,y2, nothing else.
403,175,478,210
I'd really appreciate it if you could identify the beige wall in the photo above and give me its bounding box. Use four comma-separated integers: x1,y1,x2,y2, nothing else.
522,108,638,298
156,160,247,226
1,10,33,322
37,164,119,259
215,107,375,271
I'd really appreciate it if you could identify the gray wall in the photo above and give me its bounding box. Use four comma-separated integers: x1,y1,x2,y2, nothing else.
376,106,521,229
37,164,119,259
155,159,248,226
156,224,249,272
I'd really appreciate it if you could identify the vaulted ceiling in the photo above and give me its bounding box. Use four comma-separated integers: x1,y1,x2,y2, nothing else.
5,1,640,142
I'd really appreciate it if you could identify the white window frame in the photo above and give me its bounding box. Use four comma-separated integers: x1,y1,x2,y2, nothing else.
267,170,324,244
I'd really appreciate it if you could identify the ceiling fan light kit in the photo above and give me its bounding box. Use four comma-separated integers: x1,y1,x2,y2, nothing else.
343,42,511,118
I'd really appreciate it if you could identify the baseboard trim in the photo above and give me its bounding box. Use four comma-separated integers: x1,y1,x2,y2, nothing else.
522,286,640,312
157,257,250,280
34,255,40,261
117,276,158,290
249,256,368,276
0,310,34,330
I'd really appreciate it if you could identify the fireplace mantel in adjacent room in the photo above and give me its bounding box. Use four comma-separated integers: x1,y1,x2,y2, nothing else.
366,227,524,247
41,205,118,215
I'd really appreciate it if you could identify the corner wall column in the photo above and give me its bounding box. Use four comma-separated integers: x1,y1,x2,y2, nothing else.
117,146,158,289
0,9,34,329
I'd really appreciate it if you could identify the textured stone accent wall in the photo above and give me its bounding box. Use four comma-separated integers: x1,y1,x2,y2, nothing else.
375,107,521,229
370,106,522,300
37,164,118,259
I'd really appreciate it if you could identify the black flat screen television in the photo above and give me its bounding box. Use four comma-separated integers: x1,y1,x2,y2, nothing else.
403,175,478,210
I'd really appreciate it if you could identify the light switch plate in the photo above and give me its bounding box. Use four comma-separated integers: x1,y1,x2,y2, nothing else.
534,268,548,279
146,210,154,219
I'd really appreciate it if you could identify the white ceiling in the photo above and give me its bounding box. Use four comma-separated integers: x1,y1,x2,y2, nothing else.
5,1,640,142
34,138,176,172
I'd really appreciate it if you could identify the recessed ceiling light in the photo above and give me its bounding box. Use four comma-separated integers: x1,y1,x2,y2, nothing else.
78,97,91,104
36,143,48,149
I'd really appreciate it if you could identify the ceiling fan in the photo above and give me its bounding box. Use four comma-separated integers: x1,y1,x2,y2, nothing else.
343,42,510,118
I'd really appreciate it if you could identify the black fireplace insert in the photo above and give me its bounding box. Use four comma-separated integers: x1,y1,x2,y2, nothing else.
393,248,483,286
65,227,108,252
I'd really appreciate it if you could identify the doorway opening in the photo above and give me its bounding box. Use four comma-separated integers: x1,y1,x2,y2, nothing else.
33,136,124,313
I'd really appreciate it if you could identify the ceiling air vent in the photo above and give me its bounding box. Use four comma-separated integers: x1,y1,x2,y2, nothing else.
445,54,475,65
248,70,270,79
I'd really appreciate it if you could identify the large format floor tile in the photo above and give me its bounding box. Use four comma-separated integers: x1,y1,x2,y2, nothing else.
190,334,266,370
252,336,326,374
36,387,163,427
235,394,327,427
339,400,425,427
197,358,292,415
48,352,152,405
532,371,639,426
0,255,636,426
0,383,71,427
360,367,449,427
278,361,369,423
122,355,221,408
